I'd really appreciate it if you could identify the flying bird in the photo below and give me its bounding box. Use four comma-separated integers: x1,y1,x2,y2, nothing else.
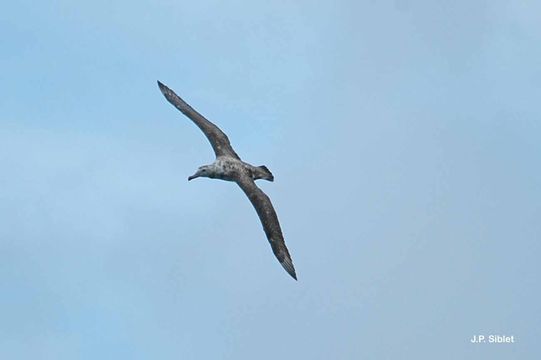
157,81,297,280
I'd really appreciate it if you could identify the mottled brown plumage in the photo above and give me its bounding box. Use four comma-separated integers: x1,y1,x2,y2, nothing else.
236,175,296,278
158,81,240,160
158,81,297,280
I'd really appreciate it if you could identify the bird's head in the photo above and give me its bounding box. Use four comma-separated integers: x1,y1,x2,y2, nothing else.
188,165,213,181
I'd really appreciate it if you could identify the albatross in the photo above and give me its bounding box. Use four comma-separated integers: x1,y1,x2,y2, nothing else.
157,81,297,280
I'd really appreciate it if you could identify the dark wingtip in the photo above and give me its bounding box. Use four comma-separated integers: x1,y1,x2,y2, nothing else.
157,81,177,106
157,80,167,93
280,258,298,281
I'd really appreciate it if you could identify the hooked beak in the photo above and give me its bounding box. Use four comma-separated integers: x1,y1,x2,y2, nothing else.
188,172,199,181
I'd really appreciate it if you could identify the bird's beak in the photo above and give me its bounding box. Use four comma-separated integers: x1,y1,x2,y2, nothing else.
188,173,199,181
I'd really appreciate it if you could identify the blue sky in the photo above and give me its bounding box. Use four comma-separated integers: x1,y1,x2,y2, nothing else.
1,1,540,359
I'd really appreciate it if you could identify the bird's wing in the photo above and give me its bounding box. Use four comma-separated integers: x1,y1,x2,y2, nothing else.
158,81,241,160
236,175,297,280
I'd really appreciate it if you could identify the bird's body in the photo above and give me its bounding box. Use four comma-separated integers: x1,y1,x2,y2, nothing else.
205,157,245,181
195,157,274,182
157,81,296,280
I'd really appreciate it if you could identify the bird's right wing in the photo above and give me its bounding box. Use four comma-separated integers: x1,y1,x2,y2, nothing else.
158,81,241,160
236,175,297,280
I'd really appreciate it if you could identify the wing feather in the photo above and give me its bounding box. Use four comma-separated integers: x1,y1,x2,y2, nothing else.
236,176,297,280
158,81,240,159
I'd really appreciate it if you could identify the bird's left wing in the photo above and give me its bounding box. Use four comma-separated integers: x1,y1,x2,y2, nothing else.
157,81,241,160
236,175,297,280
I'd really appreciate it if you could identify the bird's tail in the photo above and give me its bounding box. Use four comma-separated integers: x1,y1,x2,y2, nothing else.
255,165,274,182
